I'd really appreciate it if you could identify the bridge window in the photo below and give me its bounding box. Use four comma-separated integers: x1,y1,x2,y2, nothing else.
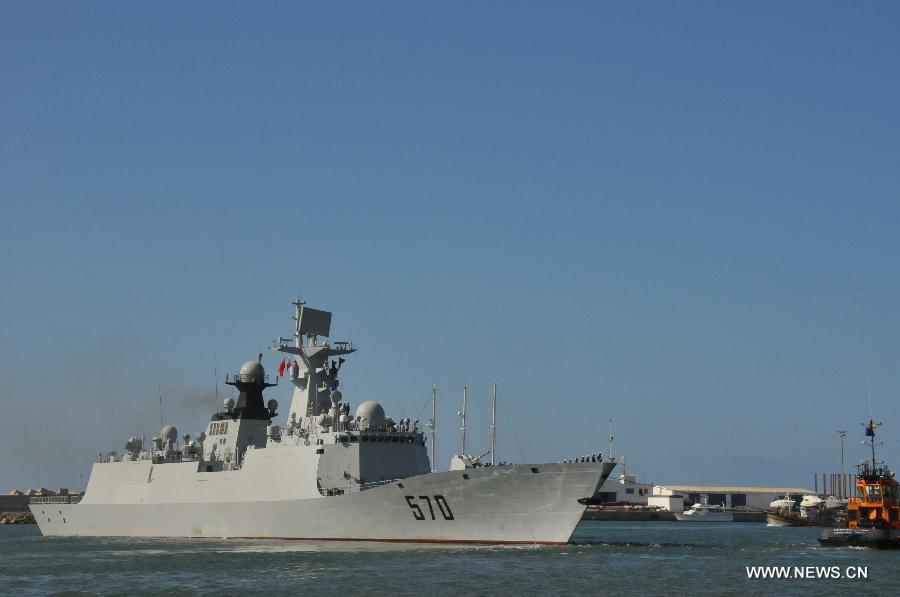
209,421,229,435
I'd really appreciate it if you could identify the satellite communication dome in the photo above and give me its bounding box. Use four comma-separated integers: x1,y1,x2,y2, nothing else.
331,390,343,403
267,399,278,412
355,401,385,431
161,425,178,443
238,361,265,383
224,397,235,411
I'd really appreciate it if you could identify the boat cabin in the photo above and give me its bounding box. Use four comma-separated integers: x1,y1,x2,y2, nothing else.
847,463,900,530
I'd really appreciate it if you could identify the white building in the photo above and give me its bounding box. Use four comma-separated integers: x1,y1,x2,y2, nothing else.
592,473,654,504
590,475,817,513
651,484,816,511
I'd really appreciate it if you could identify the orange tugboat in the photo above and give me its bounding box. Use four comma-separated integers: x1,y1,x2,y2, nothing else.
819,419,900,548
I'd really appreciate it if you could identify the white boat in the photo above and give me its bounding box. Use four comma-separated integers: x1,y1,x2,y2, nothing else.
30,299,616,544
824,496,848,510
769,494,795,510
799,494,824,509
673,497,733,522
766,493,846,527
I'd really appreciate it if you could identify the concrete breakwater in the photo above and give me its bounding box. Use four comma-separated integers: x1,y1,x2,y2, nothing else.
1,493,35,524
1,511,35,524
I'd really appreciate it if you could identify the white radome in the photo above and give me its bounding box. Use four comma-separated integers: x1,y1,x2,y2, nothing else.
355,401,385,430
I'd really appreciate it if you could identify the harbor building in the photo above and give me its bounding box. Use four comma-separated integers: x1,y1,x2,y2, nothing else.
588,475,816,513
651,484,816,511
592,473,655,504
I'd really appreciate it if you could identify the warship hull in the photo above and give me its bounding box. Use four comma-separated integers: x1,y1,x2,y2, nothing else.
31,461,614,544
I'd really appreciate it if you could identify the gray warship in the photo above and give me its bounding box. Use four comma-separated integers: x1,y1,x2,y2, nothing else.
31,299,615,543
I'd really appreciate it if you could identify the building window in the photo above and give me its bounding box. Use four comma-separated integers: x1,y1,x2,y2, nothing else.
626,488,635,494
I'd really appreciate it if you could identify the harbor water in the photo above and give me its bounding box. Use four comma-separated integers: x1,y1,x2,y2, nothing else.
2,521,898,595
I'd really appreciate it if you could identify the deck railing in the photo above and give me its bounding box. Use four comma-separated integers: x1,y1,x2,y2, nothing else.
29,495,82,505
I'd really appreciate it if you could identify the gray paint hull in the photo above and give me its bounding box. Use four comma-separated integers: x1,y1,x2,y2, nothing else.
31,462,613,544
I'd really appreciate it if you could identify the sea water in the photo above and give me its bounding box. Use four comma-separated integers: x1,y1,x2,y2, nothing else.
1,522,897,595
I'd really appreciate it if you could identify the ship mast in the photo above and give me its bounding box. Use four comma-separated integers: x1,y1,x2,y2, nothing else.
608,418,614,461
837,429,846,498
865,419,880,467
274,298,355,431
459,383,468,455
430,385,437,473
490,381,497,466
864,386,881,469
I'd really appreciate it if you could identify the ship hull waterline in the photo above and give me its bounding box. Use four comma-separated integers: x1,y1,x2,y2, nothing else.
818,527,900,549
31,462,614,545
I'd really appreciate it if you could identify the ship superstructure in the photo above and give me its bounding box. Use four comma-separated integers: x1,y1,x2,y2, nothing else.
30,299,615,544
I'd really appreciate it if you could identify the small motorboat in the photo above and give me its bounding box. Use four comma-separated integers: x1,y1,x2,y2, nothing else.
674,496,733,522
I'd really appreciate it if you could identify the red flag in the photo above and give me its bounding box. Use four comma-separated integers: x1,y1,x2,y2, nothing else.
278,358,286,377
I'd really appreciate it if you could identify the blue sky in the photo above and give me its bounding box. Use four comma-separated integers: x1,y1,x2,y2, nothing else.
2,2,899,491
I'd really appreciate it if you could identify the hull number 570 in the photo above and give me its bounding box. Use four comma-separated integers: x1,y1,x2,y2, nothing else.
405,495,454,520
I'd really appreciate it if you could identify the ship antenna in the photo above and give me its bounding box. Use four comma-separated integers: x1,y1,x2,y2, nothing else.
431,385,438,473
863,384,881,469
867,376,873,420
608,418,614,461
490,380,497,466
459,382,468,455
837,430,846,499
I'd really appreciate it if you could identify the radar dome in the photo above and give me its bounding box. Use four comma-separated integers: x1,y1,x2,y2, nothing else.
238,361,265,383
267,399,278,412
331,390,343,403
161,425,178,443
223,397,235,411
355,401,385,431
